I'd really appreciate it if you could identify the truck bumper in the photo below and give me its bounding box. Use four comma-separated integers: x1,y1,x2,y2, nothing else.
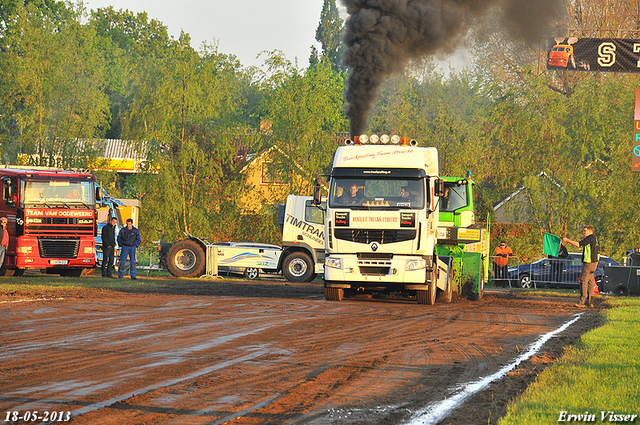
323,254,432,290
15,236,96,269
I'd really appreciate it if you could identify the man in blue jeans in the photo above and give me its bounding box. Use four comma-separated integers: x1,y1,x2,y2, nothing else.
117,218,141,279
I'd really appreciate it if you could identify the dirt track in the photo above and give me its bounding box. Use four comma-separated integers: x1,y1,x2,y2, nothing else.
0,279,601,424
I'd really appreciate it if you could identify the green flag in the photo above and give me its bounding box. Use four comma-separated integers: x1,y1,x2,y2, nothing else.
543,232,561,256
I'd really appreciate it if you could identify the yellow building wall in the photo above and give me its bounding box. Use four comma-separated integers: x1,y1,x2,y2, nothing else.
240,158,308,212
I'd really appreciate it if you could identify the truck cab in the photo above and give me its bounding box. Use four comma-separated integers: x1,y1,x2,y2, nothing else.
0,166,98,276
278,194,325,282
435,176,488,300
321,134,444,304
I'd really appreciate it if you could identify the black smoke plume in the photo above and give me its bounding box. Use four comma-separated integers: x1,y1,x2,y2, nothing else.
341,0,565,137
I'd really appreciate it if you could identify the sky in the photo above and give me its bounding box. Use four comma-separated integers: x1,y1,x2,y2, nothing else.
84,0,327,68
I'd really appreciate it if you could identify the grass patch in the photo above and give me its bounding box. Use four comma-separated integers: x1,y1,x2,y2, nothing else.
499,297,640,424
0,272,192,298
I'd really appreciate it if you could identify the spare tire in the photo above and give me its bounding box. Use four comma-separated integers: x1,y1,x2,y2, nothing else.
167,239,206,277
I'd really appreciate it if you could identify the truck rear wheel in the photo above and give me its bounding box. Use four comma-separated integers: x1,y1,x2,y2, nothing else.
167,239,206,278
283,252,315,282
325,287,343,301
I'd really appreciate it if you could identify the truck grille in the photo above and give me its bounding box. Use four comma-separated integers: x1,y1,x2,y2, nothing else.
334,229,416,244
25,218,94,237
357,253,393,276
358,253,392,260
358,266,391,276
38,238,80,258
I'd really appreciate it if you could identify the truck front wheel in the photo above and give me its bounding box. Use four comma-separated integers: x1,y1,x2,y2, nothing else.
417,281,437,305
283,252,316,282
167,239,206,278
325,287,343,301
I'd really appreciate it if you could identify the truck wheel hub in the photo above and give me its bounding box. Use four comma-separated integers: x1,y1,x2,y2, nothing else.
288,258,308,276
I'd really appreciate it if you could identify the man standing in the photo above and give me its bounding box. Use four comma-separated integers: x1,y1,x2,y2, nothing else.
563,225,598,307
117,218,141,280
493,241,513,287
101,217,118,278
0,217,8,275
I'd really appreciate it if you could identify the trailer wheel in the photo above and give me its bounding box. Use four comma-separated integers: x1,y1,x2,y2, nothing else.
13,268,25,277
325,287,343,301
282,252,315,282
167,239,206,278
244,268,259,280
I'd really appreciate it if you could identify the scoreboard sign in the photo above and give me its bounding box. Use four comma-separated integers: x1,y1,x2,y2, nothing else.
634,88,640,172
547,37,640,72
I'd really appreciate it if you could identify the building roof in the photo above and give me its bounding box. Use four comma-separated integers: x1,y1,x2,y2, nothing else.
101,139,148,160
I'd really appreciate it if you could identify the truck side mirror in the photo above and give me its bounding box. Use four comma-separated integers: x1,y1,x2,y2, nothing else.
434,179,445,197
313,177,326,206
313,186,323,206
96,186,103,202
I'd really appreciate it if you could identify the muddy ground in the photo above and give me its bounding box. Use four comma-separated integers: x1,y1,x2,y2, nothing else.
0,278,602,424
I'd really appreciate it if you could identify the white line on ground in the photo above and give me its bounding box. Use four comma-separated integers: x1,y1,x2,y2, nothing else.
406,313,584,425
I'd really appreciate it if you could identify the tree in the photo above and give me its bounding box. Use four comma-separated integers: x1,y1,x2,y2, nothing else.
310,0,344,71
123,37,262,242
0,0,66,36
89,7,173,139
261,54,347,197
0,2,109,167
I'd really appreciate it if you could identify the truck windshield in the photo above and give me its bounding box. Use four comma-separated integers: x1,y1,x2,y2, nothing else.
329,177,425,209
21,180,95,206
440,182,468,212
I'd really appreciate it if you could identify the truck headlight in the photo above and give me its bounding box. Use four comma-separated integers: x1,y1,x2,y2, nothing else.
17,246,33,254
406,259,427,271
325,257,342,270
84,247,95,254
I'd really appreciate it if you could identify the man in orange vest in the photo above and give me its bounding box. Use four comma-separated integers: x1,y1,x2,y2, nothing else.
493,241,513,287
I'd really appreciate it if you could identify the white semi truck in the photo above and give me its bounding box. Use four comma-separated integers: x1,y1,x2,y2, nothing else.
315,134,449,304
163,195,325,282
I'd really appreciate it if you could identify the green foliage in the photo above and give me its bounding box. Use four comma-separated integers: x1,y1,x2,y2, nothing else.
310,0,344,71
261,55,347,195
0,2,109,167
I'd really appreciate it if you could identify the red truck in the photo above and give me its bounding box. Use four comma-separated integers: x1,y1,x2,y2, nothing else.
0,166,99,276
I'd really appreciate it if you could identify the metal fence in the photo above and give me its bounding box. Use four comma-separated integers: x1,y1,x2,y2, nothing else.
489,255,584,289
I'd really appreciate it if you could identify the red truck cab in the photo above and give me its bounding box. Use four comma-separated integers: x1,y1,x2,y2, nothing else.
0,166,98,276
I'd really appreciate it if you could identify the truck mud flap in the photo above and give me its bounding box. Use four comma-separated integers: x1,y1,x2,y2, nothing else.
436,256,452,292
